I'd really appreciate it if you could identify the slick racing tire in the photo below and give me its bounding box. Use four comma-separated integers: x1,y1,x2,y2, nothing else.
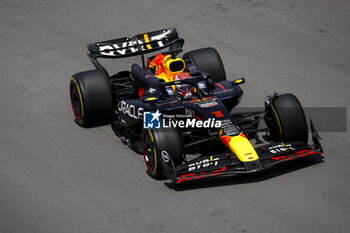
142,128,183,179
70,70,112,126
183,47,226,82
265,93,308,143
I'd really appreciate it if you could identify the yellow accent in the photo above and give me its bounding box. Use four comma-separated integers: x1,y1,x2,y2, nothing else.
71,77,84,118
147,129,157,175
210,156,213,164
148,129,154,142
281,142,288,149
157,72,172,83
148,53,186,83
163,55,185,73
271,105,283,136
152,146,157,175
152,55,185,83
143,34,152,49
223,135,259,162
234,79,244,84
146,97,156,101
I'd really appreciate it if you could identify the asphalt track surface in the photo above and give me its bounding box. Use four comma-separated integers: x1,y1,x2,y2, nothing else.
1,0,349,232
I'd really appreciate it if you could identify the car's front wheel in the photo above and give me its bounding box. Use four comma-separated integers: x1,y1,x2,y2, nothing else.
265,93,308,143
142,128,184,179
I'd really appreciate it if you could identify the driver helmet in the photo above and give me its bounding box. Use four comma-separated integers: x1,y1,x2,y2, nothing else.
175,73,194,100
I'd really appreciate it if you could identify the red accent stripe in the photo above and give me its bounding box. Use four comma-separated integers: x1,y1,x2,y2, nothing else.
295,151,321,158
177,173,198,184
304,151,321,156
215,83,226,91
271,156,286,160
213,166,227,172
295,150,311,154
177,167,228,183
177,175,208,183
179,173,196,178
209,172,223,177
138,87,144,99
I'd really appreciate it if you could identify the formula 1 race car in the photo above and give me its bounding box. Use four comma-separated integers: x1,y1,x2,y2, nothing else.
69,28,323,184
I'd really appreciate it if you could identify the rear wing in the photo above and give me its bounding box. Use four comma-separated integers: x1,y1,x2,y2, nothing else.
87,27,184,75
88,27,184,59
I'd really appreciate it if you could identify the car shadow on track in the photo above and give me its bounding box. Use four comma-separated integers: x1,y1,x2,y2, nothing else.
164,156,324,191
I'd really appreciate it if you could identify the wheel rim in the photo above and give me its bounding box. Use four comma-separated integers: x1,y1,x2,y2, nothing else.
70,81,83,120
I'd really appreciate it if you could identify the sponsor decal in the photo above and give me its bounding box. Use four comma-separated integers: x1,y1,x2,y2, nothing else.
222,125,240,136
148,87,156,93
166,87,174,95
161,150,170,162
219,119,240,136
99,40,143,56
118,101,144,119
175,73,190,80
211,111,224,118
98,34,166,56
199,101,218,108
268,143,295,154
198,81,207,89
188,156,220,171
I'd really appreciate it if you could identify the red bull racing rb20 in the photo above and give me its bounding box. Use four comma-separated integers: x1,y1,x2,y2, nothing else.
69,28,323,184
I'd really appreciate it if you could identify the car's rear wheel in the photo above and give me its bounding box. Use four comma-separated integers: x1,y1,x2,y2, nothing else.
183,47,226,82
70,70,112,126
142,128,183,179
265,93,308,143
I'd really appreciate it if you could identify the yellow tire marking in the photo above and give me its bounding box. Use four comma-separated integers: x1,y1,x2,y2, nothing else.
152,146,157,175
143,34,152,49
147,129,157,175
271,105,282,136
281,142,288,149
71,77,84,118
148,129,154,142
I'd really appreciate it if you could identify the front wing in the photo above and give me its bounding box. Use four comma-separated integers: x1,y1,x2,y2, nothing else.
162,121,323,184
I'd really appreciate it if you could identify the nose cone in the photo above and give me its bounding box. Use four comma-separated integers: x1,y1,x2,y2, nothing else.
220,132,259,162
